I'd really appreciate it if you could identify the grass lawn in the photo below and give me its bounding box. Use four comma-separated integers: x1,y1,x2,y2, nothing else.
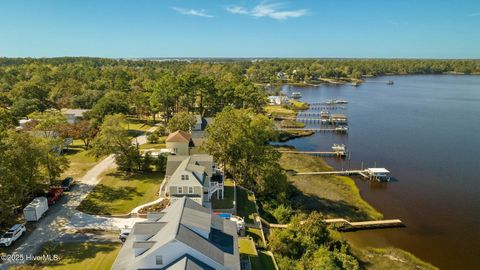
290,100,309,110
123,117,156,137
211,180,235,209
351,246,438,270
264,105,296,118
246,228,263,245
239,237,257,256
21,242,121,270
279,150,382,221
236,187,258,224
61,140,99,180
280,119,305,128
250,251,277,270
77,169,163,215
139,143,166,150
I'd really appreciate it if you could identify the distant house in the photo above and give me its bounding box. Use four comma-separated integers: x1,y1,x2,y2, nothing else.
192,114,203,131
164,154,224,208
61,109,90,124
165,131,194,155
267,95,290,106
15,119,33,130
111,197,240,270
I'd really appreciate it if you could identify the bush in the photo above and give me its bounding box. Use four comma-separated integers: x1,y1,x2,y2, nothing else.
147,132,159,144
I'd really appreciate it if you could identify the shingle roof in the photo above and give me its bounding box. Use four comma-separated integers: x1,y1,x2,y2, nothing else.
111,197,240,270
166,131,192,143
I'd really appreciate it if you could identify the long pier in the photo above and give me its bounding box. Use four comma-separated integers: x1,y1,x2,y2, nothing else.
264,218,404,231
279,150,347,157
278,127,348,133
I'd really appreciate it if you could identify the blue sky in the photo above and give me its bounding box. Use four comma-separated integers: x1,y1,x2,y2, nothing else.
0,0,479,58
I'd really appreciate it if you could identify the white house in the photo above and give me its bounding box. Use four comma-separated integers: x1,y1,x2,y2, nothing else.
61,109,90,124
164,154,224,208
165,131,193,155
111,197,240,270
267,95,290,106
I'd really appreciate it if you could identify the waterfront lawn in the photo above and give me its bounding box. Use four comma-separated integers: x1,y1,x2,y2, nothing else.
211,180,235,209
264,105,296,118
280,151,382,221
77,169,163,215
280,119,305,128
27,242,121,270
236,187,258,224
61,140,99,180
351,246,438,270
289,100,309,110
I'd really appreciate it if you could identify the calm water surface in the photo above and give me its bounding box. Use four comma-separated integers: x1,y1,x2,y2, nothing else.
279,75,480,270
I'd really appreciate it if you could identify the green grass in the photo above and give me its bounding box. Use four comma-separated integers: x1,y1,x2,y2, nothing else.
264,105,296,118
289,100,309,110
279,150,382,221
139,143,166,150
351,246,438,270
239,237,258,256
280,119,305,128
250,251,278,270
211,180,235,209
61,140,99,180
77,169,163,215
236,187,258,224
21,242,121,270
246,228,263,245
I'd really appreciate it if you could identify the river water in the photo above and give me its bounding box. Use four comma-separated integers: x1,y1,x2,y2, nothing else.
279,75,480,270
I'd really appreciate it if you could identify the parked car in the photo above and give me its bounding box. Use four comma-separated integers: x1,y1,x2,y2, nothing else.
46,187,63,205
0,224,26,247
60,177,74,191
23,197,49,222
119,228,131,242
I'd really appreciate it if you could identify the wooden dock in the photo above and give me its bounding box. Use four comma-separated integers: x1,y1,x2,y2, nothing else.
279,150,347,157
264,218,404,231
278,128,348,133
324,218,404,231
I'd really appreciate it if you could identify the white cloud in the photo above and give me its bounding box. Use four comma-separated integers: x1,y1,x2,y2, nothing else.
468,12,480,17
226,2,307,20
172,7,214,18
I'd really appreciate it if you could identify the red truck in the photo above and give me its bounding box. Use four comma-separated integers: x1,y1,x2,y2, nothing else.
46,187,63,205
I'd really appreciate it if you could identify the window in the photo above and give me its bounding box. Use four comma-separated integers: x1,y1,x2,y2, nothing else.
181,174,189,180
188,186,194,194
177,187,183,194
155,255,163,265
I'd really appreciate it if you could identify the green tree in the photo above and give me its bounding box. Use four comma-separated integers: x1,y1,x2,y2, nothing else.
167,112,196,132
89,91,130,122
28,110,68,138
203,107,280,191
90,114,140,173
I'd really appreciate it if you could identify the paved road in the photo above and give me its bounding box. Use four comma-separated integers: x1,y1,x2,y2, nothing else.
0,126,160,269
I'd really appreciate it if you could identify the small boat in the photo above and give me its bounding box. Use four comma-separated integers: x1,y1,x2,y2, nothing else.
324,99,335,105
291,92,302,99
335,99,348,104
331,144,346,152
387,80,394,85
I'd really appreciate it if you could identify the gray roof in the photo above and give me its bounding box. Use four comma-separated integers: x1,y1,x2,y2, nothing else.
62,109,89,117
166,155,214,178
162,255,215,270
111,197,240,270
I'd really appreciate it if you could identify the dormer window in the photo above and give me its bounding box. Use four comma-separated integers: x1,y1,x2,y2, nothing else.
181,174,189,180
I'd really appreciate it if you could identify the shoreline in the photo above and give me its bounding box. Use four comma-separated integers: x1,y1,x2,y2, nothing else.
276,147,438,269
